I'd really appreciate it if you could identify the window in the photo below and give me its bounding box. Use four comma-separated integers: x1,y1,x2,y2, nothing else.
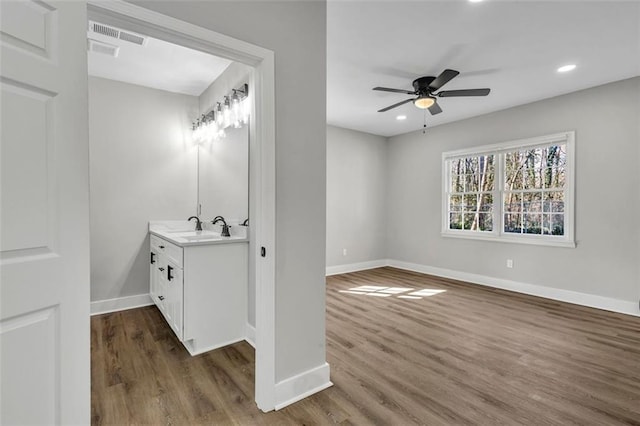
442,132,575,247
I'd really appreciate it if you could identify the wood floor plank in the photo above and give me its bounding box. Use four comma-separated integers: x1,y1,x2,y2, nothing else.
92,267,640,425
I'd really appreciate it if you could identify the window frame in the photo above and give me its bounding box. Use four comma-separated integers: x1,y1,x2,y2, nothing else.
441,131,575,248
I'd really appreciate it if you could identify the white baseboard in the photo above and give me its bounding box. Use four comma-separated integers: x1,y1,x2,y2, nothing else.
387,259,640,317
245,323,256,348
325,259,388,276
274,362,332,410
90,293,154,316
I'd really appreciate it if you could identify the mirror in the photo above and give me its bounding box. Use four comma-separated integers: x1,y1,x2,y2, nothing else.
198,124,249,224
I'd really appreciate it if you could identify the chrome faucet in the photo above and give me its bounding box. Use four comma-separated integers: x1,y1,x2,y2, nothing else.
212,216,231,237
188,216,203,231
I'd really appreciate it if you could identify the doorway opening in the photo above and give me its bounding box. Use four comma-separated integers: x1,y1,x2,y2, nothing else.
87,1,276,412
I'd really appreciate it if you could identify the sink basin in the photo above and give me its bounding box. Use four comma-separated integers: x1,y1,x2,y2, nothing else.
182,234,223,242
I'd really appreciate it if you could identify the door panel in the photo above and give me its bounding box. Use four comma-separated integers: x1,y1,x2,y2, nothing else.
0,1,90,424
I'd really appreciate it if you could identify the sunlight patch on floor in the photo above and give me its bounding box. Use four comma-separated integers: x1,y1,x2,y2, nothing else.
338,285,447,300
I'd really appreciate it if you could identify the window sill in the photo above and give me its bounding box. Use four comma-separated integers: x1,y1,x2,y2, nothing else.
441,231,576,248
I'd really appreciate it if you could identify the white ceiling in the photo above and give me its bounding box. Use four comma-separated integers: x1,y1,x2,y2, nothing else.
327,1,640,137
87,23,231,96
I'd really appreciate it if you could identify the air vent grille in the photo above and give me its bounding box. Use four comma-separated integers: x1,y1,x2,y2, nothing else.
92,22,119,39
118,31,145,45
88,21,148,46
88,39,120,57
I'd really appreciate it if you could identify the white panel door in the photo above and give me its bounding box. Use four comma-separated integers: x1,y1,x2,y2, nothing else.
0,1,90,424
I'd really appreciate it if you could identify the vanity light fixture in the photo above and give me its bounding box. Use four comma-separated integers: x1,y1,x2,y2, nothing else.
192,84,249,144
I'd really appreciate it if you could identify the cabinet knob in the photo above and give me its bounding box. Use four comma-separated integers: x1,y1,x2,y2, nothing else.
159,245,165,249
158,267,165,272
158,295,164,301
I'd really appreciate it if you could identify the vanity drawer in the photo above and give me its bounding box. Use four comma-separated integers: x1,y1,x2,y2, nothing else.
150,234,183,267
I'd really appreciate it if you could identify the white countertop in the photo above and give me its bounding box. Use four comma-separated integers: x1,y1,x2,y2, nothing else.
149,220,248,247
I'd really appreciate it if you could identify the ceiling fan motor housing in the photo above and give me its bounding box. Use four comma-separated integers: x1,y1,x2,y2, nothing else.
412,76,436,94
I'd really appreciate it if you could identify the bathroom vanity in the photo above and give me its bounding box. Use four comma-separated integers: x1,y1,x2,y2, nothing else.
149,221,248,356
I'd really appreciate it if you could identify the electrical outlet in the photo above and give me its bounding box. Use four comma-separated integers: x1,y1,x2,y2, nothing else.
342,248,347,256
507,259,513,268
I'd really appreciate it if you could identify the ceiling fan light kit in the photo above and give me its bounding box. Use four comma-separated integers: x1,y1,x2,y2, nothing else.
414,96,435,109
373,69,491,116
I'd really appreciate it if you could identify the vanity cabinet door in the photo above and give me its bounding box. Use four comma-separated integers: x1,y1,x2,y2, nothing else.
149,249,160,301
162,259,183,341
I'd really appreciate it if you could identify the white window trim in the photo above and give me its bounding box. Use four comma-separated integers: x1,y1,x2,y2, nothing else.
441,131,576,248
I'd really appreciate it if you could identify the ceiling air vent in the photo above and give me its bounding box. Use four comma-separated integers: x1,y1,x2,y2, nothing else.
88,21,148,46
87,39,120,58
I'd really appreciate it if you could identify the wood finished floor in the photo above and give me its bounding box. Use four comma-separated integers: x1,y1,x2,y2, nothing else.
92,267,640,425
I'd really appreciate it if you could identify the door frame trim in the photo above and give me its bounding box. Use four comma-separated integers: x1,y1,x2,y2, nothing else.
86,0,277,411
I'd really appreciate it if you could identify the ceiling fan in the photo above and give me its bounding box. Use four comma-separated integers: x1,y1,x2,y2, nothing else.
373,69,490,115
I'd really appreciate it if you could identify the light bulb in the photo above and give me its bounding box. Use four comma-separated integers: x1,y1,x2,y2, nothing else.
223,96,231,128
231,90,241,128
216,103,224,127
241,98,250,124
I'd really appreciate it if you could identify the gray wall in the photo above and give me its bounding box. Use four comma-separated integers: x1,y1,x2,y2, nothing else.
89,76,198,301
326,125,387,267
135,1,328,382
387,77,640,303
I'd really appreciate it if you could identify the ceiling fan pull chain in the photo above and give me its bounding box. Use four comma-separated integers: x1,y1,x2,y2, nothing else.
423,109,427,134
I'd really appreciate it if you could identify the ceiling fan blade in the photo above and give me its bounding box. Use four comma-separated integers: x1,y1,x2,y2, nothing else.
438,88,491,97
428,102,443,115
373,86,415,94
378,98,414,112
428,69,460,91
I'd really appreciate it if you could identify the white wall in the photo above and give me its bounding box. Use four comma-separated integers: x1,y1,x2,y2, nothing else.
89,76,198,301
134,1,328,382
386,77,640,305
326,125,387,268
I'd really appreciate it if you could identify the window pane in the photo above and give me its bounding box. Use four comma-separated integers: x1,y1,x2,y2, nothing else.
449,212,463,230
504,213,522,233
524,214,542,234
543,213,565,235
463,194,478,211
480,194,493,212
523,168,543,189
545,144,566,167
477,213,493,231
463,213,476,230
543,191,564,212
543,167,565,189
504,192,522,213
449,195,462,211
523,191,542,213
465,173,477,192
506,169,523,190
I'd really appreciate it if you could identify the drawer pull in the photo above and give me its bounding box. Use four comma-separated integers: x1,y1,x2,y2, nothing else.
167,265,174,281
158,295,164,301
150,252,156,264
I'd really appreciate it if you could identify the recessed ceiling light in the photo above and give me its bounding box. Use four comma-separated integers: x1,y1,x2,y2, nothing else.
557,64,576,73
469,0,484,3
396,115,407,120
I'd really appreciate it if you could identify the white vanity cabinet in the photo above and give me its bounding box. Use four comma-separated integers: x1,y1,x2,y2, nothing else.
149,232,248,356
150,235,184,340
